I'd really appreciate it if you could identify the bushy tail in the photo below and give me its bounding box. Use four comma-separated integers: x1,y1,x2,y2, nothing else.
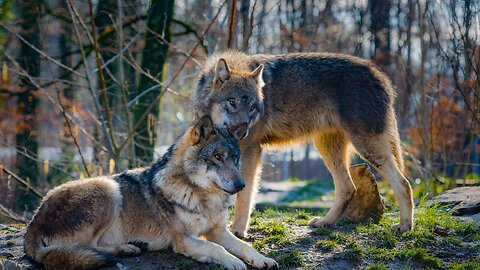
25,231,116,270
38,244,117,270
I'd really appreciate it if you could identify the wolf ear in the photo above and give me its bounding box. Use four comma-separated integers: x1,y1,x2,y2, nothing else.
214,58,231,84
251,64,265,88
192,115,216,145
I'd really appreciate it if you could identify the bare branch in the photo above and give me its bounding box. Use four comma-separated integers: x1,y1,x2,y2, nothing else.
1,166,43,199
57,91,91,177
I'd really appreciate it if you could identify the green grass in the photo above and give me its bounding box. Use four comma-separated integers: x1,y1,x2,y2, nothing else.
297,236,313,245
281,179,333,203
327,231,349,243
313,226,332,236
174,258,196,269
366,246,396,261
250,214,290,250
253,220,287,236
450,258,480,270
5,240,15,247
344,241,366,260
315,239,338,251
398,247,441,268
363,262,389,270
247,199,478,269
271,250,304,267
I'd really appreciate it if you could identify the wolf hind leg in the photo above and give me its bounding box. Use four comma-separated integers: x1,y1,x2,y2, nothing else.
231,143,262,238
349,130,414,232
309,130,356,228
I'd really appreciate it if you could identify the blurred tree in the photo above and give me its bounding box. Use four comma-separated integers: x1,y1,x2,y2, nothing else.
0,0,13,58
94,0,137,165
15,0,42,212
369,0,391,66
133,0,174,163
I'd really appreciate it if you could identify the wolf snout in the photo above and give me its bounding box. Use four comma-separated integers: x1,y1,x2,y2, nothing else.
234,179,246,192
230,123,248,140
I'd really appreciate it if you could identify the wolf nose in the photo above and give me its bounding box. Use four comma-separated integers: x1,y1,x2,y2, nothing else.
234,179,246,191
231,123,248,140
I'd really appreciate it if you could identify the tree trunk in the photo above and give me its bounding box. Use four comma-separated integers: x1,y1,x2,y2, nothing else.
15,0,41,212
227,0,238,49
240,0,250,51
133,0,174,164
369,0,391,66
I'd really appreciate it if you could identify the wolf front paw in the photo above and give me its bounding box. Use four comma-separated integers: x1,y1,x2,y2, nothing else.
223,256,248,270
116,244,142,257
308,216,334,228
230,224,248,238
250,255,278,269
393,221,413,232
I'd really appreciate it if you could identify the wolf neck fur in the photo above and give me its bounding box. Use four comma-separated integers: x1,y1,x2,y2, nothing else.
147,138,229,214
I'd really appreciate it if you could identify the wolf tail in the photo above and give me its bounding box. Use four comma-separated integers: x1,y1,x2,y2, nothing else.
24,230,116,270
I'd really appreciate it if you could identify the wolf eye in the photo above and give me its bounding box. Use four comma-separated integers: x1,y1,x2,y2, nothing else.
214,153,222,161
228,99,236,107
250,105,256,112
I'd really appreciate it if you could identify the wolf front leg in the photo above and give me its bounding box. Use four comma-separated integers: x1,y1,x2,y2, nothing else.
206,224,278,269
172,234,247,270
231,143,263,237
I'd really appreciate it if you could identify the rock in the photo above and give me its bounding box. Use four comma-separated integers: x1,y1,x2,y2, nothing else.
343,164,385,223
0,259,25,270
458,213,480,227
432,186,480,216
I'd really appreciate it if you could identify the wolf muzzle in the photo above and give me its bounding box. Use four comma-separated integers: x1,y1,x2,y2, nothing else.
234,178,246,192
231,123,249,140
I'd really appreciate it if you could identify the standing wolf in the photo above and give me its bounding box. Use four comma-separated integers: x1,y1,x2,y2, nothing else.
24,116,277,270
193,51,414,237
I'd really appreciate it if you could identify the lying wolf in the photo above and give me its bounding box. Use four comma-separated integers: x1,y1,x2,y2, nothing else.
24,116,277,270
193,50,414,237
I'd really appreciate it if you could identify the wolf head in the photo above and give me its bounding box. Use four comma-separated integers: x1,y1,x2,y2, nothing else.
194,57,265,139
182,116,245,195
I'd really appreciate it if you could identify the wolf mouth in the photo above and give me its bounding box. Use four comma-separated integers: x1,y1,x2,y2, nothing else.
213,181,237,195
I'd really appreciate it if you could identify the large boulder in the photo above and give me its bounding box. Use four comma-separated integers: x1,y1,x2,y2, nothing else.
431,186,480,216
343,164,385,223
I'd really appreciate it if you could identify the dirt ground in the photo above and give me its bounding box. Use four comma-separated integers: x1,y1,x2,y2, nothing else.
1,209,479,270
1,181,479,270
